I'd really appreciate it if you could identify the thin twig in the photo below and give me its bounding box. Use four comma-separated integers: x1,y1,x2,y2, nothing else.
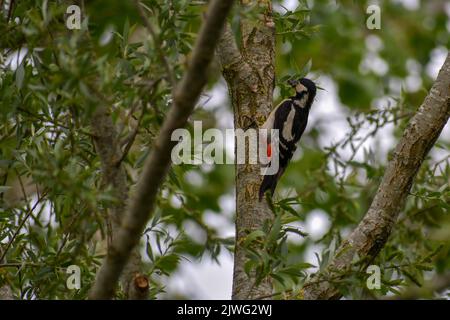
253,289,293,300
0,262,42,268
6,0,14,22
14,168,30,210
0,192,47,263
115,103,147,166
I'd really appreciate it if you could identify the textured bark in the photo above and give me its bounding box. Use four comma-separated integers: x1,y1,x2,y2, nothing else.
89,0,234,299
0,285,13,300
217,0,275,299
303,52,450,300
91,107,147,299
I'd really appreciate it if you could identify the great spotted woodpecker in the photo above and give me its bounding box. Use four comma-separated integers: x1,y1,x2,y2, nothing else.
258,77,317,201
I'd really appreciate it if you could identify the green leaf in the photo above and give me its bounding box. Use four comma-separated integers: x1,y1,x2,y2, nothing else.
244,260,256,276
123,18,130,44
402,270,422,287
383,278,404,286
155,254,180,273
271,273,286,286
291,262,315,269
42,0,49,24
299,59,312,77
243,230,265,247
267,215,282,245
415,263,433,271
284,227,308,238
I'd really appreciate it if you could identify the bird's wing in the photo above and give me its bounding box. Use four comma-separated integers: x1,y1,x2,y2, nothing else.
272,100,295,142
261,99,291,131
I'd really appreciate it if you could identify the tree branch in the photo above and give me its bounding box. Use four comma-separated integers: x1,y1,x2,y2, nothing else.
303,52,450,299
216,22,257,93
216,22,243,71
88,0,235,300
0,192,47,264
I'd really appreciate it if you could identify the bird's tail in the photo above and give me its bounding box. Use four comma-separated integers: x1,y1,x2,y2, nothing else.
258,167,285,201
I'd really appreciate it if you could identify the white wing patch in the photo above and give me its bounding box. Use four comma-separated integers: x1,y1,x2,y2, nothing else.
282,104,296,141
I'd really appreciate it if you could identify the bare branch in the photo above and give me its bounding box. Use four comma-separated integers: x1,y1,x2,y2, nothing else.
88,0,235,300
303,52,450,299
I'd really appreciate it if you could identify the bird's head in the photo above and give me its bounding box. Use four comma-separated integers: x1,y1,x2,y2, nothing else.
287,77,317,98
287,77,317,107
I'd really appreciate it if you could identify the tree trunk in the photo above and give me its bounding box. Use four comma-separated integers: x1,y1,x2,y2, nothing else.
217,0,275,299
91,107,148,299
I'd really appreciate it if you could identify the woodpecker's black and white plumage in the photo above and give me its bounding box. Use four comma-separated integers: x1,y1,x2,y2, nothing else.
259,77,317,201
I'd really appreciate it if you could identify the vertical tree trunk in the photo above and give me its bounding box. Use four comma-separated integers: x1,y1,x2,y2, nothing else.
217,0,275,299
91,107,148,299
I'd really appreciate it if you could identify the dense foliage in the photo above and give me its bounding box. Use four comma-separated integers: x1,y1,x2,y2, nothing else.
0,0,448,299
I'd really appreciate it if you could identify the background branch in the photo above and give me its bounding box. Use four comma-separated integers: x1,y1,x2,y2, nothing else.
88,0,235,299
303,52,450,300
0,192,46,264
90,107,147,299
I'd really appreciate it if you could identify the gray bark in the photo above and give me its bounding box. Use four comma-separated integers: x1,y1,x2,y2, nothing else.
217,0,276,299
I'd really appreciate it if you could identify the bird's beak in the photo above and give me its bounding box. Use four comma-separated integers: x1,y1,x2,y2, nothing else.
287,79,298,87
